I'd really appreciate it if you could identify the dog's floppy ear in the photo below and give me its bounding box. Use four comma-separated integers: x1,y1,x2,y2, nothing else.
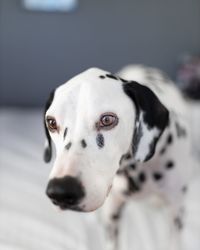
43,90,55,163
123,81,169,162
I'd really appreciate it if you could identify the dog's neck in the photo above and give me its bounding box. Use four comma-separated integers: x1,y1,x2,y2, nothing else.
119,111,185,171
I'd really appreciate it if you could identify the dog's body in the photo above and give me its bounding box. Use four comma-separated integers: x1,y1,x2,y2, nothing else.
101,65,194,250
44,65,196,250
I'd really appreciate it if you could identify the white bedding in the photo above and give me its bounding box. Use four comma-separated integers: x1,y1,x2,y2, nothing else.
0,104,200,250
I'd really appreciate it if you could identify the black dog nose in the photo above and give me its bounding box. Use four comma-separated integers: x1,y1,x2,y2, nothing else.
46,176,85,207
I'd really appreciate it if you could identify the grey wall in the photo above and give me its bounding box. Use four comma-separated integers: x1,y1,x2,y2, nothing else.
0,0,200,107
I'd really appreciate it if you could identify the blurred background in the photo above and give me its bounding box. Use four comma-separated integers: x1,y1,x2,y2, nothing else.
1,0,200,106
0,0,200,250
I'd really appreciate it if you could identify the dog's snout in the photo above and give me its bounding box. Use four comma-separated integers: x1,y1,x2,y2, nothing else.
46,176,85,208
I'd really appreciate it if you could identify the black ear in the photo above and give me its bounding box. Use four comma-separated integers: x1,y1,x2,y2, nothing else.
123,81,169,162
43,90,55,163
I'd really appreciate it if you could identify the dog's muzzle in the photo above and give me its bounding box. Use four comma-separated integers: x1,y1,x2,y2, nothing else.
46,176,85,211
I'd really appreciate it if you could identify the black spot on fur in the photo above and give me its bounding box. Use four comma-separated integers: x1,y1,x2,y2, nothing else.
106,74,118,80
96,133,104,148
153,172,163,181
112,214,120,221
124,153,132,160
65,142,72,150
129,163,137,170
63,128,68,140
138,172,146,183
182,185,188,193
174,216,183,230
175,122,187,137
121,169,140,194
44,89,55,163
111,204,124,224
165,160,174,169
123,170,140,194
167,133,173,144
159,147,166,155
99,75,105,79
81,139,87,148
159,133,173,156
127,176,140,193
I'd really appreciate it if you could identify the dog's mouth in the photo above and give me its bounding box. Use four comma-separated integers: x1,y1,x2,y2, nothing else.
51,199,84,212
59,204,83,212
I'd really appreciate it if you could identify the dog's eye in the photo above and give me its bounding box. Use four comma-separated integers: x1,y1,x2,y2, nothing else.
46,117,58,132
101,115,115,126
98,113,118,130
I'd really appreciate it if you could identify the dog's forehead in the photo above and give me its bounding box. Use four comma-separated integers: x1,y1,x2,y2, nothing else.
47,68,130,117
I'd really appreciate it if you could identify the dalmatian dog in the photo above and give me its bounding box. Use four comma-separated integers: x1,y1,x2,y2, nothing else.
44,65,194,250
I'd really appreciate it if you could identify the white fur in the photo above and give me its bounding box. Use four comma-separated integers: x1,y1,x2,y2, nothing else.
46,68,136,211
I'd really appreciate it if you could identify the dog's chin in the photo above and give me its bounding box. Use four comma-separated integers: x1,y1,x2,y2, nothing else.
80,199,107,212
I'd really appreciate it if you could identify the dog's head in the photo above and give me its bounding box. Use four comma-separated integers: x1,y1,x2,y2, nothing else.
44,68,169,212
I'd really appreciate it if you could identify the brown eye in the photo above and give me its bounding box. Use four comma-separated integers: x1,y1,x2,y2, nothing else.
46,117,58,132
98,113,118,130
